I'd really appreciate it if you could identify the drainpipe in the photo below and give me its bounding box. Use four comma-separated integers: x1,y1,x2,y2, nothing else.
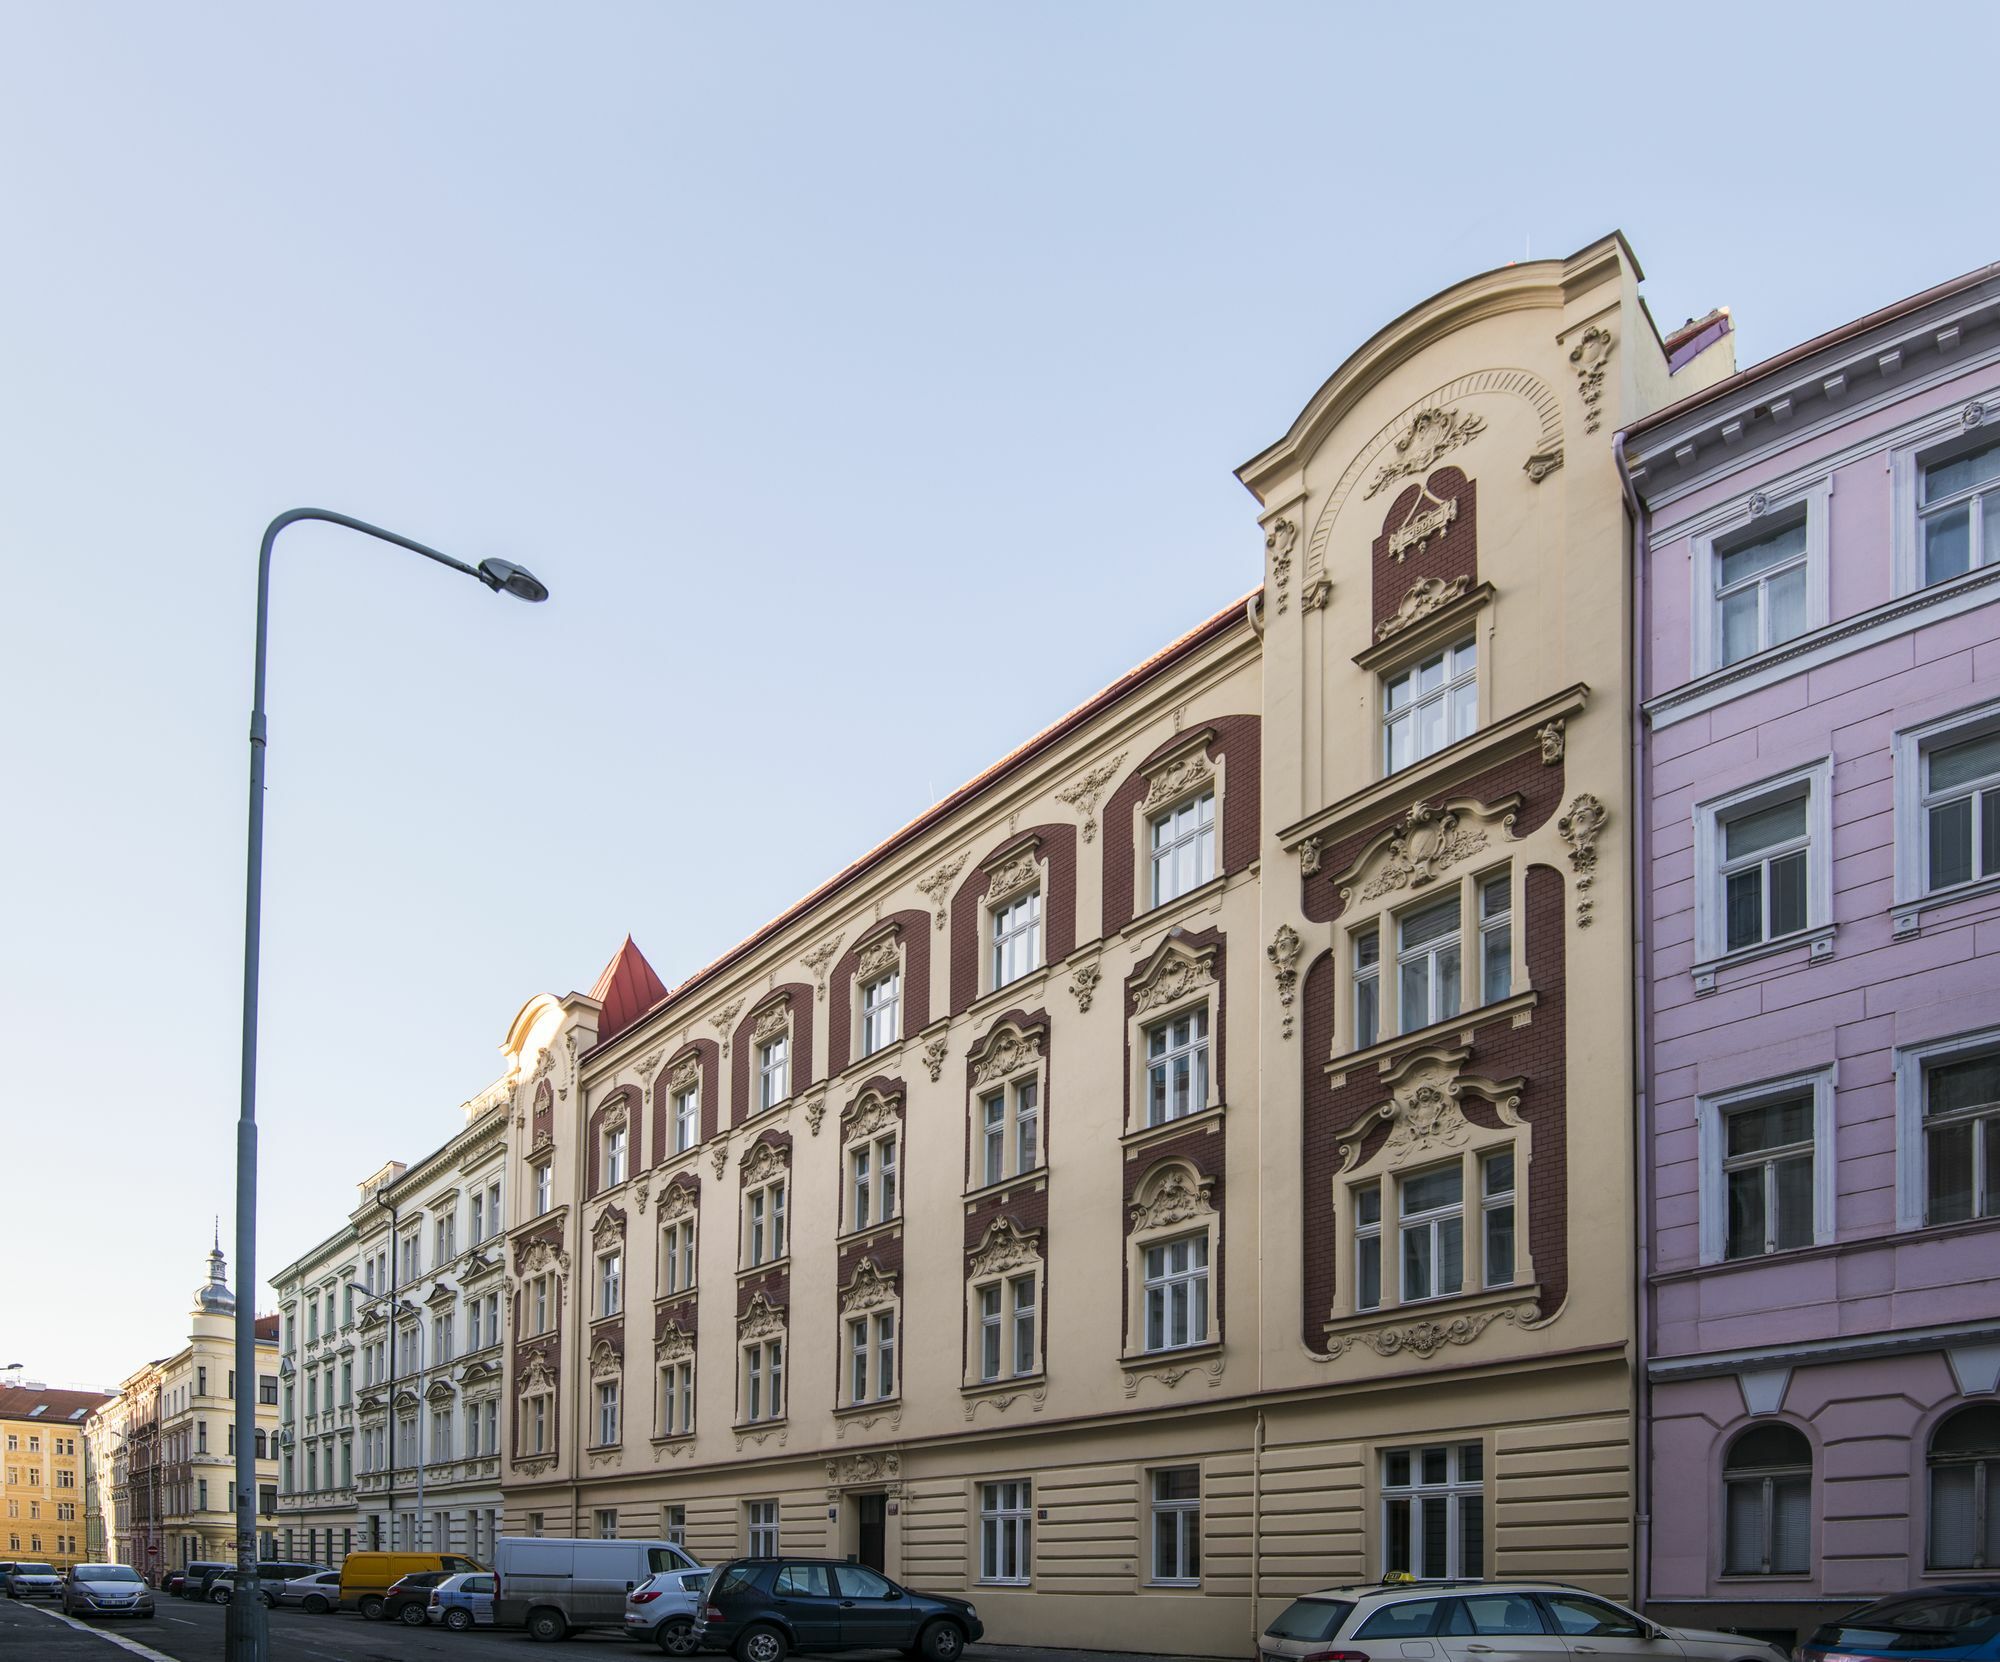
373,1191,399,1550
1250,1410,1265,1651
1615,428,1654,1614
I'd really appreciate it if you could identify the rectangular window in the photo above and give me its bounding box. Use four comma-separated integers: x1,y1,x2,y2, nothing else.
862,972,901,1056
1143,1235,1210,1352
979,1285,1003,1381
533,1275,550,1335
1384,638,1476,774
673,1085,699,1154
604,1125,628,1187
743,1340,785,1423
746,1183,787,1266
530,1395,547,1453
1381,1442,1484,1580
470,1192,484,1244
979,1480,1032,1584
758,1037,789,1110
1722,794,1810,952
535,1162,552,1216
659,1361,694,1437
1354,928,1380,1049
595,1507,618,1541
1482,1150,1516,1287
1355,1182,1383,1311
848,1311,896,1403
1724,1094,1816,1258
1696,763,1831,974
1398,895,1462,1034
1479,874,1511,1003
1923,727,2000,894
1920,432,2000,587
1715,515,1809,666
747,1499,779,1557
850,1134,899,1230
1011,1275,1037,1375
979,1080,1038,1187
1146,1007,1210,1125
596,1381,619,1446
599,1250,623,1317
1924,1049,2000,1225
992,891,1041,988
663,1218,697,1295
1150,1467,1201,1585
1151,790,1217,906
1399,1164,1464,1301
663,1504,686,1546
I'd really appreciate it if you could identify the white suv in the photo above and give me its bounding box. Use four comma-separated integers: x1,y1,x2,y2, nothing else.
1260,1581,1789,1662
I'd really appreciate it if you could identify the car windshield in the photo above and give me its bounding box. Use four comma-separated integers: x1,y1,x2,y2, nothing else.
1267,1598,1357,1641
1818,1595,2000,1649
81,1567,142,1583
17,1565,54,1576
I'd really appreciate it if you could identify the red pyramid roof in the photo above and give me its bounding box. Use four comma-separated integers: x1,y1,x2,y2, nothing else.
590,935,669,1045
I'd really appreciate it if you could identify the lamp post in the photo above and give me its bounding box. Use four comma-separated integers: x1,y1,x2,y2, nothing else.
229,510,547,1662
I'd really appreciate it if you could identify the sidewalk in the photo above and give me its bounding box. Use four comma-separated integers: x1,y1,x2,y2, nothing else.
970,1646,1243,1662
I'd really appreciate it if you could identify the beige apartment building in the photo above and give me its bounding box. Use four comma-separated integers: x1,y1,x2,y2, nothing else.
2,1382,110,1571
501,237,1737,1653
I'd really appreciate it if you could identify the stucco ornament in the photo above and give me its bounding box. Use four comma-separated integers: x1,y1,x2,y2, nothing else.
709,1142,729,1180
1132,946,1215,1015
600,1094,629,1135
738,1293,786,1344
1523,447,1564,483
827,1451,901,1487
1268,924,1303,1040
841,1089,900,1144
1364,406,1487,500
1538,719,1566,764
751,999,790,1044
519,1239,570,1278
921,1033,949,1083
1265,516,1297,613
636,1050,663,1085
917,851,968,929
591,1207,625,1248
1349,803,1492,904
518,1353,555,1394
739,1140,788,1186
855,932,899,983
515,1455,555,1477
802,934,844,1000
709,997,745,1035
1387,484,1459,563
1055,752,1127,845
589,1338,622,1380
804,1094,827,1137
1296,835,1324,877
983,845,1040,906
634,1179,652,1215
1067,958,1102,1013
1376,574,1471,641
657,1180,694,1221
1143,752,1214,811
1130,1165,1215,1232
1122,1354,1225,1398
971,1024,1041,1086
1569,325,1614,435
1324,1302,1539,1361
1301,574,1334,612
1558,791,1609,927
967,1219,1041,1280
655,1324,693,1364
840,1258,897,1315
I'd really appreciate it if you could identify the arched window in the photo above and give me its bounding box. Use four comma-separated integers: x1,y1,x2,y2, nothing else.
1930,1405,2000,1570
1723,1423,1811,1576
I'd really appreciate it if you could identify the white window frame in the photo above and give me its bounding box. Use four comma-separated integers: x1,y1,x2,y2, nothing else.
534,1162,552,1216
1379,1440,1485,1580
1481,1148,1517,1290
1396,892,1463,1035
1353,926,1381,1049
1382,636,1478,775
1708,510,1813,669
657,1359,694,1439
1149,1466,1201,1587
1692,759,1835,985
1894,1028,2000,1231
977,1076,1040,1189
1689,480,1831,678
597,1249,622,1318
846,1310,896,1405
603,1123,628,1188
991,890,1042,989
661,1216,697,1297
757,1036,789,1111
1396,1162,1466,1304
746,1499,778,1558
848,1132,898,1232
1697,1068,1837,1264
1144,1005,1210,1126
978,1480,1032,1585
1354,1180,1383,1312
1895,415,2000,595
672,1085,699,1156
971,1265,1042,1385
1142,1233,1210,1354
861,971,901,1057
1150,789,1217,907
743,1179,788,1269
1478,871,1512,1005
594,1379,619,1448
740,1341,784,1425
1894,699,2000,924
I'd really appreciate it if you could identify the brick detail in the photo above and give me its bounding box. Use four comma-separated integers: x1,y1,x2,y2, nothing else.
1371,466,1477,633
650,1039,721,1164
590,1318,624,1365
836,1229,904,1296
734,1128,794,1322
836,1076,907,1233
950,826,1077,1016
1100,715,1262,939
585,1085,641,1198
1121,926,1227,1132
730,985,815,1128
962,1184,1050,1379
1122,1131,1227,1338
532,1078,553,1150
962,1007,1052,1182
827,910,931,1078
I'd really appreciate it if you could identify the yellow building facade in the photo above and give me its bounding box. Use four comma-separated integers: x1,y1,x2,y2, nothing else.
1,1382,109,1571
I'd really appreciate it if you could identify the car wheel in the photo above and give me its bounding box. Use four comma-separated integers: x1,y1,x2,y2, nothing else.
210,1587,231,1605
527,1607,568,1642
736,1623,788,1662
919,1621,966,1662
359,1594,385,1620
658,1617,698,1656
398,1601,427,1626
443,1606,473,1632
302,1594,330,1615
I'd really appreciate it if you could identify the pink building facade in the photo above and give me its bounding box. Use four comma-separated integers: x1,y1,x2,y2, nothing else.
1624,266,2000,1641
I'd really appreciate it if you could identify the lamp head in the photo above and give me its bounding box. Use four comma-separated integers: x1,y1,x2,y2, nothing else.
476,558,549,603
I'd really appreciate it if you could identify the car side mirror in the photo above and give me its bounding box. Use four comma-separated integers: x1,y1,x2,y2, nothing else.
886,1589,903,1600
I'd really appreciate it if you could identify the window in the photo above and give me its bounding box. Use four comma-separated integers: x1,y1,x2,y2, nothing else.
1146,1008,1209,1125
1544,1596,1649,1640
1151,790,1216,906
979,1078,1040,1187
595,1507,618,1541
745,1181,787,1267
1383,638,1475,773
535,1162,552,1216
1143,1235,1210,1352
1722,1423,1811,1575
1922,726,2000,894
991,891,1041,988
758,1036,789,1110
1353,929,1380,1048
1481,1151,1515,1287
435,1212,456,1263
470,1192,484,1244
672,1085,699,1155
1150,1467,1200,1585
979,1481,1031,1584
1381,1442,1483,1579
431,1406,452,1460
747,1499,778,1557
598,1250,623,1318
1355,1182,1383,1311
197,1367,207,1396
1478,874,1511,1003
1714,515,1809,666
658,1359,694,1438
662,1216,697,1296
861,972,900,1057
1399,1164,1464,1301
662,1504,686,1546
595,1381,619,1447
1722,795,1809,951
1398,895,1462,1034
849,1132,898,1231
1695,763,1831,973
604,1123,629,1187
1919,432,2000,587
528,1393,548,1454
532,1274,551,1334
848,1311,896,1404
1928,1405,2000,1569
742,1340,785,1423
1922,1046,2000,1225
1723,1094,1816,1257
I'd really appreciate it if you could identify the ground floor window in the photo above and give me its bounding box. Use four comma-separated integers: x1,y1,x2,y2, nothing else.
1149,1467,1200,1585
747,1499,778,1557
1381,1441,1484,1579
979,1480,1031,1584
1722,1423,1812,1576
1929,1404,2000,1570
595,1508,617,1541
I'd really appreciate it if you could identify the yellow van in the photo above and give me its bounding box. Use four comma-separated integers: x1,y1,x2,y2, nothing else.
337,1551,485,1620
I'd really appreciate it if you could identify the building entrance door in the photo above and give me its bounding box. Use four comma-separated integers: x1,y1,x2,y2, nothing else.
856,1493,886,1571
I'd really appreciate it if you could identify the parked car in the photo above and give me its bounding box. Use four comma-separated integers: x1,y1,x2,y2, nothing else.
625,1567,712,1653
206,1561,327,1603
693,1558,981,1662
427,1570,497,1631
1259,1581,1790,1662
337,1551,484,1620
386,1571,451,1626
60,1564,154,1620
494,1535,700,1640
172,1561,228,1598
4,1563,61,1600
270,1569,344,1614
1799,1588,2000,1662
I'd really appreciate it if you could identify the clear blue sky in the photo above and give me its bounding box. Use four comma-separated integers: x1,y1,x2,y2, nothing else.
4,1,1992,1388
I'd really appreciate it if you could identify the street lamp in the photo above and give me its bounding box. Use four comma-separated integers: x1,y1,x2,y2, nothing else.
229,509,546,1662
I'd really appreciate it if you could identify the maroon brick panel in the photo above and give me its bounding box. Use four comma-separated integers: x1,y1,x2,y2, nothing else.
836,1230,904,1294
591,1318,624,1364
949,827,1077,1017
1301,746,1565,924
655,1303,698,1344
729,985,815,1128
827,911,931,1079
1101,716,1262,939
650,1039,721,1166
1371,466,1477,634
585,1085,641,1198
532,1079,553,1148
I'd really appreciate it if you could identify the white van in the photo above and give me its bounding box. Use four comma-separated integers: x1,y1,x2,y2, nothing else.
493,1536,701,1640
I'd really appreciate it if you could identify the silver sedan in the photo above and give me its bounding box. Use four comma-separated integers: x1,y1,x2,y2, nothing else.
60,1563,155,1619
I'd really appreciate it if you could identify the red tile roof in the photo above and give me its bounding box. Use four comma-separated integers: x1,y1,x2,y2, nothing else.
589,936,671,1046
0,1384,113,1424
254,1314,280,1342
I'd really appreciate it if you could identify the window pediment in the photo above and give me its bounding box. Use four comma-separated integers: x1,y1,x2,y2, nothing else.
667,1055,700,1095
738,1139,789,1185
655,1324,693,1365
517,1354,555,1394
589,1338,621,1380
970,1020,1044,1086
967,1219,1042,1280
1129,1162,1217,1233
1337,1047,1525,1174
657,1180,696,1222
1336,795,1521,908
1130,933,1218,1016
984,842,1043,906
590,1207,627,1249
1142,736,1217,811
840,1257,898,1316
751,997,792,1045
856,930,901,983
599,1093,631,1135
841,1087,902,1144
516,1237,570,1280
424,1279,458,1309
738,1292,786,1343
424,1377,456,1405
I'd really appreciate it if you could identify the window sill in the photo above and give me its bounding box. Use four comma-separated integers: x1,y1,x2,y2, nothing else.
1692,925,1835,994
964,1170,1047,1210
591,1311,624,1329
1715,1573,1815,1585
977,1579,1032,1589
1121,1104,1225,1158
1894,872,2000,936
832,1396,901,1419
650,1431,695,1448
654,1288,698,1310
737,1256,791,1281
839,1218,904,1249
968,966,1052,1021
1146,1579,1203,1592
856,1037,905,1070
732,1418,787,1433
1123,874,1229,942
1324,991,1538,1085
1119,1339,1223,1371
1324,1281,1540,1342
961,1371,1045,1400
